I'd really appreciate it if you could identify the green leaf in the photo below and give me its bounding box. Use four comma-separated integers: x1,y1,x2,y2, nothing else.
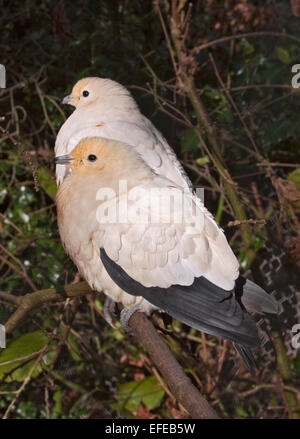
141,377,165,410
52,389,63,414
276,47,291,64
203,85,224,100
180,128,200,152
116,377,164,412
235,405,248,418
196,155,210,166
116,381,142,411
37,167,57,201
0,330,54,382
292,355,300,377
239,249,248,270
68,336,81,361
241,38,255,55
112,328,124,341
253,233,265,252
288,168,300,212
288,168,300,189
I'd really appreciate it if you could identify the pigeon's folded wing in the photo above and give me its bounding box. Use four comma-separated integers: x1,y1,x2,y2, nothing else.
96,181,240,290
95,183,260,347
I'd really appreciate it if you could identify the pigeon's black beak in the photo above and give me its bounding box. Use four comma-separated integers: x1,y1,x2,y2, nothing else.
54,154,73,165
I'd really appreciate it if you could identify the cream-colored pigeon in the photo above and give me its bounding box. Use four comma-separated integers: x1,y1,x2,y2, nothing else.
55,77,191,189
55,137,278,370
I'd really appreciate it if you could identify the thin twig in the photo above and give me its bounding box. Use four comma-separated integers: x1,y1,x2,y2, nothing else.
193,31,300,53
209,52,260,156
155,2,178,77
227,219,266,227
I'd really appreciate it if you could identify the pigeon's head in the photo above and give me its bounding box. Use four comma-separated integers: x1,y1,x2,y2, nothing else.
61,77,134,110
55,137,147,178
55,137,111,171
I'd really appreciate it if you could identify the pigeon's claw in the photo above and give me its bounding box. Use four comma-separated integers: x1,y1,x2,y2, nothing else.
103,297,118,329
120,304,145,334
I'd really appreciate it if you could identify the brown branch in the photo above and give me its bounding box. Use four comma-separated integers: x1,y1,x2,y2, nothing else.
3,282,218,418
0,291,21,306
4,281,93,335
128,312,219,419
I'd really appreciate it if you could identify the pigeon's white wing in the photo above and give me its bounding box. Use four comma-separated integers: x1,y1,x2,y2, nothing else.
55,119,191,188
96,180,239,291
142,116,192,189
96,181,265,350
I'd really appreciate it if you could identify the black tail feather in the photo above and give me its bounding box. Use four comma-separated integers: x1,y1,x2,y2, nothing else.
233,343,257,373
235,277,279,315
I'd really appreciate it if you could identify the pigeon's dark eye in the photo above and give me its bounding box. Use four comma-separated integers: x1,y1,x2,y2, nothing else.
82,90,89,97
87,154,97,162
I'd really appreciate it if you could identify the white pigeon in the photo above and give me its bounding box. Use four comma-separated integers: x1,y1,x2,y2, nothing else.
55,77,191,189
55,137,279,370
